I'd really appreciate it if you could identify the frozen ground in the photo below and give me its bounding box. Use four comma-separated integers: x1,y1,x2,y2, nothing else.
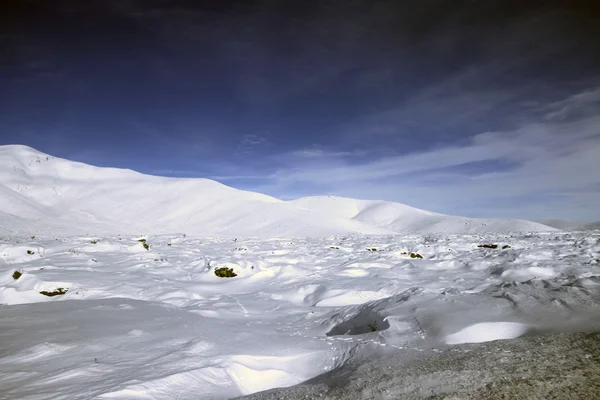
1,230,600,399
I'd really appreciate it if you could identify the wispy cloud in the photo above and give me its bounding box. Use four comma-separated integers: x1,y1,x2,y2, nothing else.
542,88,600,122
212,88,600,221
235,134,269,156
289,148,360,159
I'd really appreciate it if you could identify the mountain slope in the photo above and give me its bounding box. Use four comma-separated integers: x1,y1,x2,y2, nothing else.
0,145,555,236
290,196,555,234
537,219,600,231
0,145,391,237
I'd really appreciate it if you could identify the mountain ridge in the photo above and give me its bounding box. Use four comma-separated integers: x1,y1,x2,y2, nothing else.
0,145,556,237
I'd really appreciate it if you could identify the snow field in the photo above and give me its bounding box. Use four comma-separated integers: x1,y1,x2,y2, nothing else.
1,231,599,399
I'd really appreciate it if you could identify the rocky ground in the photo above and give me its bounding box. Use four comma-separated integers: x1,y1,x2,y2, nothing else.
239,331,600,400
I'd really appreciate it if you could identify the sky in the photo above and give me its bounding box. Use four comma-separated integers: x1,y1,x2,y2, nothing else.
1,0,600,221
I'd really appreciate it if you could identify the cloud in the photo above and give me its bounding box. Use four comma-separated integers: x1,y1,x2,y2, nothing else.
289,148,359,159
235,134,269,156
542,88,600,122
209,174,266,181
212,87,600,221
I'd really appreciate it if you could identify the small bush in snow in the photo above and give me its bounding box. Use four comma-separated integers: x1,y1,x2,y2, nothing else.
12,271,22,280
502,245,511,249
410,252,423,259
27,250,34,255
214,267,237,278
366,247,377,252
478,244,498,249
40,288,68,297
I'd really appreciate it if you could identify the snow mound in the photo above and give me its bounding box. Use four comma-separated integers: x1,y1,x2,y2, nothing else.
445,322,530,344
0,145,554,237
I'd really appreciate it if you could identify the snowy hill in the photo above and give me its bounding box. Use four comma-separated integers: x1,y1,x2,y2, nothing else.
290,196,554,234
0,145,554,236
536,219,600,231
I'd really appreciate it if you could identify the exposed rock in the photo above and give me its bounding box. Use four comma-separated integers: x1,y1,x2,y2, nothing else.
239,331,600,400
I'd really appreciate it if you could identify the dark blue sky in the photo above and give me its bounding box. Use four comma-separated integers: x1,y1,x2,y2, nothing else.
2,0,600,220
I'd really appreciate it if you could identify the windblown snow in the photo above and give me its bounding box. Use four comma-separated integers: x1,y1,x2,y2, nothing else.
2,145,599,400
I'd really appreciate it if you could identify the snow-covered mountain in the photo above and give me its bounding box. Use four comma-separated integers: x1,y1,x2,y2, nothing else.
0,145,555,236
536,219,600,231
290,196,552,234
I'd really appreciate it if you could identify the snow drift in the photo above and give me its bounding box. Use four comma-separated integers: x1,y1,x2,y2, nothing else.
0,144,554,236
2,231,599,399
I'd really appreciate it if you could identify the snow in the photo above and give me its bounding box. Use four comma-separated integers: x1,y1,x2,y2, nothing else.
537,219,600,231
444,322,530,344
2,145,597,399
291,196,553,234
2,231,600,399
0,145,555,237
